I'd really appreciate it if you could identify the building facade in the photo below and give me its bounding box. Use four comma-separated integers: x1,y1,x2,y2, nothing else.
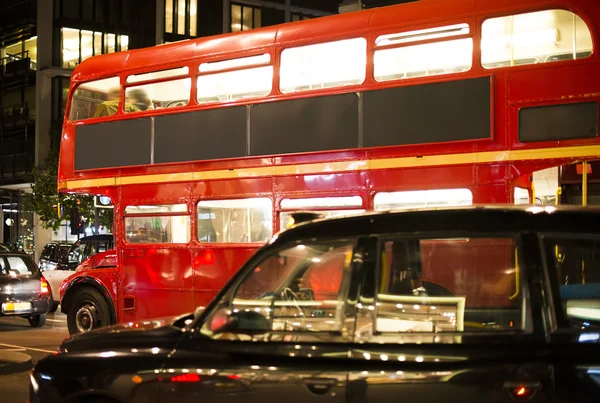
0,0,348,260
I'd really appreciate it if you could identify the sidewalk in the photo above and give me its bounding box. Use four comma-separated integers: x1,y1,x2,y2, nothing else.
0,350,32,375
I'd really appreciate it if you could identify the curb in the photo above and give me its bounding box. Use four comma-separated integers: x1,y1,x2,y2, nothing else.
0,352,33,375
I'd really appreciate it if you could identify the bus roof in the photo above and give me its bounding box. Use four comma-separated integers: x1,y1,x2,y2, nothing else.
71,0,587,84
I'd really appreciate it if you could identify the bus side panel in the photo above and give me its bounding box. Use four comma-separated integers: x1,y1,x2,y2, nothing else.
192,247,259,308
120,247,195,321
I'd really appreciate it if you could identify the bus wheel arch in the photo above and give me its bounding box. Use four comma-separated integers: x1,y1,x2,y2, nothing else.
62,280,116,335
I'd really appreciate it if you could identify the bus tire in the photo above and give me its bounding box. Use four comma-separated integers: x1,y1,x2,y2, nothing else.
68,288,111,336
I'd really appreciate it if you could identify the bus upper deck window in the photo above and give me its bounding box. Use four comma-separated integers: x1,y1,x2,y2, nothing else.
279,38,367,93
374,23,473,81
481,9,592,69
68,76,120,121
373,189,473,211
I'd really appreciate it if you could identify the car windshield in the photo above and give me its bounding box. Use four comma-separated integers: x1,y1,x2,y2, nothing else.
0,255,37,276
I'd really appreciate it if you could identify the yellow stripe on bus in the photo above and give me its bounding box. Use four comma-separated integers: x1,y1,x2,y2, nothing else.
59,144,600,190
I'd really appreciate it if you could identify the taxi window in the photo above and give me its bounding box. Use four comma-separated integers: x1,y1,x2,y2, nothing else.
362,236,527,343
206,241,355,339
543,235,600,325
0,256,36,276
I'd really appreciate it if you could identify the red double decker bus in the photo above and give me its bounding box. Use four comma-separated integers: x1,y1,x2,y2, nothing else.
58,0,600,335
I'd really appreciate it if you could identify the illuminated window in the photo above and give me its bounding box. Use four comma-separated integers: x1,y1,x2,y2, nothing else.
165,0,174,33
68,76,120,121
373,189,473,210
124,204,190,244
166,0,198,36
278,196,364,230
514,187,530,205
2,36,37,69
280,38,367,93
481,9,592,69
197,54,272,103
197,198,272,243
231,3,261,32
125,77,191,112
61,27,128,68
127,67,189,83
374,24,472,81
197,66,272,103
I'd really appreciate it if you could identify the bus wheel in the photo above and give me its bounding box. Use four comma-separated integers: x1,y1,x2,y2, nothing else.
68,288,111,336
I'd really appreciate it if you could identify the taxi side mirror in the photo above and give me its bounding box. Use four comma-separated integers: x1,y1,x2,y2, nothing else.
210,308,270,335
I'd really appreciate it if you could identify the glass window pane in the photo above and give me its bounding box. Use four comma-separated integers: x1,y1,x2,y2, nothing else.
82,0,94,20
127,67,189,83
374,189,473,210
545,236,600,325
120,35,129,51
374,237,523,336
125,78,191,111
23,37,37,69
189,0,197,36
224,242,354,334
197,198,272,243
197,66,272,103
5,256,36,276
231,4,242,32
94,32,102,56
62,27,80,68
243,6,253,31
104,33,116,54
199,54,270,73
165,0,174,33
280,209,364,231
68,76,120,121
374,38,472,81
124,216,190,244
280,38,367,93
281,196,363,209
80,30,94,64
376,23,470,46
254,8,261,28
177,0,186,35
125,204,187,214
481,9,593,69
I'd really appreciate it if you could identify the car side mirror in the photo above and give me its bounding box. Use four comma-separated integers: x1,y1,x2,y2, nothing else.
209,308,270,335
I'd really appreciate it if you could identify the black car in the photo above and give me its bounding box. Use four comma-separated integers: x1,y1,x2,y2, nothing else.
0,251,52,327
38,242,73,271
30,207,600,402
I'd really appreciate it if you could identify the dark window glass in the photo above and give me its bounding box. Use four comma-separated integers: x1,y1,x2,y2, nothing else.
82,0,94,20
544,236,600,325
62,0,80,19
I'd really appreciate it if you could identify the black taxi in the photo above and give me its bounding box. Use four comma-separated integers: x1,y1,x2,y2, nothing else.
30,206,600,402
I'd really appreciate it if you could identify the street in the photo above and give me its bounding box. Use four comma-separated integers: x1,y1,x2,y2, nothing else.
0,311,68,403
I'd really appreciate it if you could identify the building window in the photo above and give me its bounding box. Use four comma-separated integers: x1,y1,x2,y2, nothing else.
231,3,261,32
165,0,197,36
1,37,37,70
61,27,128,69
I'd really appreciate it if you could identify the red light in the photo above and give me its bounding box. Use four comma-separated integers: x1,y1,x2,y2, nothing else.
516,387,527,396
40,278,49,294
171,373,201,383
228,374,241,380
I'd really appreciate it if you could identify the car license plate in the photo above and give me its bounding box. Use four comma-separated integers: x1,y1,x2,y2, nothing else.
2,302,32,313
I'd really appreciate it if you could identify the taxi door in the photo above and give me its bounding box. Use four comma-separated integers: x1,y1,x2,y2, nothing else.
348,233,562,403
160,238,369,403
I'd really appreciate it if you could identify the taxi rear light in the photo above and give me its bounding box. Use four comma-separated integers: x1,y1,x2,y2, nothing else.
41,278,50,294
